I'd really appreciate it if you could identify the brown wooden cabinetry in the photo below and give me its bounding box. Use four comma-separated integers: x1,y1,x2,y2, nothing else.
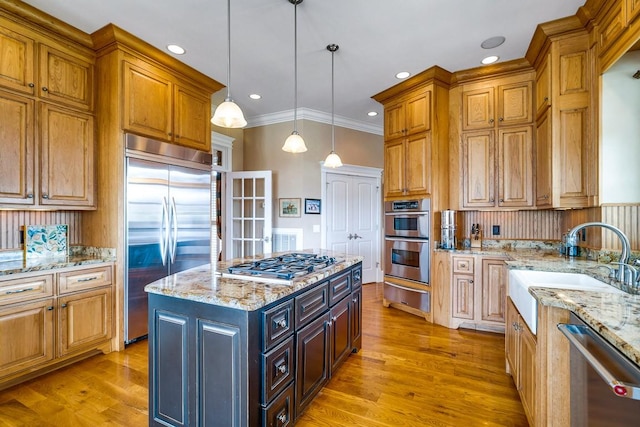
0,14,95,210
433,253,507,332
383,133,431,198
383,88,431,139
506,297,536,426
122,58,212,151
532,30,597,208
458,73,534,210
0,264,114,390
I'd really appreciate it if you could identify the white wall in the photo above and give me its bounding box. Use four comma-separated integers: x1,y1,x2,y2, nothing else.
601,50,640,203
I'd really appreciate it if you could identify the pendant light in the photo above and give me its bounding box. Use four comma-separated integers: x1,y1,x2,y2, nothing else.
324,44,343,168
282,0,308,153
211,0,247,128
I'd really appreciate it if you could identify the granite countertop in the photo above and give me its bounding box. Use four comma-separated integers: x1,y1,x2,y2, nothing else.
144,250,365,311
0,247,116,276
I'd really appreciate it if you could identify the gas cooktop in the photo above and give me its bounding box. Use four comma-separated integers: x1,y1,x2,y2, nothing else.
222,253,337,284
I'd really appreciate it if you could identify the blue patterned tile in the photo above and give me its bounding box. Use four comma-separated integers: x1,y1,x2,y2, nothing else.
24,224,68,258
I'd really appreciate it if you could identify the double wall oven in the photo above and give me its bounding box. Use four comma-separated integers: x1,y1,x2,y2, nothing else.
384,199,431,313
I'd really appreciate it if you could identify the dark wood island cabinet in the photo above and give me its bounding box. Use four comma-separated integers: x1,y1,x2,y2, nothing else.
145,252,363,426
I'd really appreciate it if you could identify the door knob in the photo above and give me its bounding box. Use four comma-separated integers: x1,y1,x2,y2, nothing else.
353,233,361,239
348,233,353,240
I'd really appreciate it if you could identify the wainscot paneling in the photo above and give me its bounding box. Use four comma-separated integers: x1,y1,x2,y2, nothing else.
0,211,82,250
461,210,564,241
601,204,640,251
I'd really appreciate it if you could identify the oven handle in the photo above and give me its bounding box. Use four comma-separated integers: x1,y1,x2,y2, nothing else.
558,323,640,400
384,281,429,294
384,236,429,242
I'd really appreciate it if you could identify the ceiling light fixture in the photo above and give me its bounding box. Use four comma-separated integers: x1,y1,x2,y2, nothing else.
481,55,500,65
282,0,307,153
324,44,343,169
367,111,378,117
167,44,185,55
211,0,247,128
481,36,506,49
249,94,262,100
396,71,410,79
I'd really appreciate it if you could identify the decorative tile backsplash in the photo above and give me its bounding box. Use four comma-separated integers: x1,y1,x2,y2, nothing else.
24,224,68,258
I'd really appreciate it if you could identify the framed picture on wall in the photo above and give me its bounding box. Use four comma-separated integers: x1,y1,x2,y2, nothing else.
279,198,301,217
305,198,321,214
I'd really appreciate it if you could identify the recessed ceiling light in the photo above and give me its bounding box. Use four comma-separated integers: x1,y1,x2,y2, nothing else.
167,44,185,55
481,36,506,49
482,55,499,65
249,94,261,100
395,71,410,79
367,111,378,117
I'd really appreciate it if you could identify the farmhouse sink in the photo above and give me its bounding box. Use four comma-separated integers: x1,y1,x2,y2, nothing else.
508,270,623,335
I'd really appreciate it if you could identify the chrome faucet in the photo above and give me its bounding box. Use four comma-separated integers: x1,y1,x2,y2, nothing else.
567,222,631,283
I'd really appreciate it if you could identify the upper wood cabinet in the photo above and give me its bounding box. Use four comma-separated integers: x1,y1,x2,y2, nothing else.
462,79,532,131
0,14,96,210
533,31,596,208
383,89,431,139
383,133,431,199
123,58,212,151
457,72,535,210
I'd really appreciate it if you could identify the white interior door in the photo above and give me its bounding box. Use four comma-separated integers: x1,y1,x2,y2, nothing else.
225,171,272,259
324,166,382,284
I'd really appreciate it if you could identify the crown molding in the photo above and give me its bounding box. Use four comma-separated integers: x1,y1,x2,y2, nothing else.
245,108,383,136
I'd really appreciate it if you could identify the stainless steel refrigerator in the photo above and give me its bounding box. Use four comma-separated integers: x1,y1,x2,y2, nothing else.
125,134,212,343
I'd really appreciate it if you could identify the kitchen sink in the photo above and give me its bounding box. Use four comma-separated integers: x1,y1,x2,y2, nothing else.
508,270,623,335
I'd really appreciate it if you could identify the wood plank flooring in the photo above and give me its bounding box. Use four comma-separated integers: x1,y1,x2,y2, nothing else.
0,283,527,426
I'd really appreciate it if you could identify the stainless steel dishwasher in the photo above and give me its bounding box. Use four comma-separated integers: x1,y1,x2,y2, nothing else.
558,313,640,426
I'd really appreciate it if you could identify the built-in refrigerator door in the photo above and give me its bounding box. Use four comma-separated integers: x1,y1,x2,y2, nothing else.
125,158,170,343
167,165,211,274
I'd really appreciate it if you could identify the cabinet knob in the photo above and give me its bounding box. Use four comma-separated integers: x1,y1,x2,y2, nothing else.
489,118,494,124
277,364,287,374
42,194,49,199
489,198,495,203
42,87,48,92
499,198,504,203
352,298,357,303
499,117,504,122
544,97,549,102
277,319,287,328
47,306,54,311
61,303,68,308
26,193,34,199
277,413,287,423
469,280,474,284
28,83,35,88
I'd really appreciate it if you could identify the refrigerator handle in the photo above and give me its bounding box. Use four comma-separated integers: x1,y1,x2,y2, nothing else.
170,197,178,263
160,197,170,266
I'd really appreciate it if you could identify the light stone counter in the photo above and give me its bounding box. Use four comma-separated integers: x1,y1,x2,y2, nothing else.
144,250,365,311
0,247,116,276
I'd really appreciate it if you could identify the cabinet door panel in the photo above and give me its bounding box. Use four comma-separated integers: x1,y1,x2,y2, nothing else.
462,131,494,208
329,297,351,373
383,139,405,198
405,90,430,134
0,92,34,205
58,287,112,356
499,81,532,126
350,288,362,351
481,259,506,323
296,312,330,417
39,45,94,110
174,84,210,152
0,23,35,94
535,53,551,118
505,298,519,383
558,108,588,204
0,299,54,378
535,111,552,207
406,133,430,196
462,87,494,130
520,325,537,424
39,103,95,207
498,126,533,207
123,61,172,140
452,275,474,320
383,102,405,140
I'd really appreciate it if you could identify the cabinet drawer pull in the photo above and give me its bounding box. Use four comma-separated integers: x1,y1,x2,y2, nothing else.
77,276,99,282
5,287,34,295
277,413,287,423
276,319,287,328
42,194,49,199
42,86,48,92
28,82,35,88
489,118,495,123
277,364,287,374
352,298,357,303
61,303,68,308
47,306,54,311
26,193,34,199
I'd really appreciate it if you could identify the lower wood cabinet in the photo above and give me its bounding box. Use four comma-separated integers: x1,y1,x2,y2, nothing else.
148,262,363,426
0,263,114,389
433,252,507,331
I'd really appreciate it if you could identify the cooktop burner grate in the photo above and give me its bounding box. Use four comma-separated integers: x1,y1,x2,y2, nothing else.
225,253,337,281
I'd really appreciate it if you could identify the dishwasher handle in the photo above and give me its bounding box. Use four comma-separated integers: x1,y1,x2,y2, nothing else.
558,323,640,400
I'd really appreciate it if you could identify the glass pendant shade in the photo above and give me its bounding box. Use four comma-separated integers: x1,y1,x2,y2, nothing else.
282,131,307,153
324,151,343,168
211,98,247,128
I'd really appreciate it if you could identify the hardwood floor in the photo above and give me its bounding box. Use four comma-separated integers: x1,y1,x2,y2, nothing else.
0,283,527,426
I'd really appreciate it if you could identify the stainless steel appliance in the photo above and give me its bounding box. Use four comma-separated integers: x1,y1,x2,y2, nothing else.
559,313,640,426
440,209,457,250
125,134,212,343
223,252,338,284
384,198,430,284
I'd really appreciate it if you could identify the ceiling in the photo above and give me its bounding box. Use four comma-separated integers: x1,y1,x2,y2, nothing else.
22,0,585,134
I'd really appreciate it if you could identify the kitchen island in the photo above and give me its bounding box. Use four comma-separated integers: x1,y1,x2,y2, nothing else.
144,250,363,427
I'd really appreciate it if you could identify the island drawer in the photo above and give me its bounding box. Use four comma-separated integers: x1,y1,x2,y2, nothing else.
262,299,294,351
262,336,294,404
0,273,54,306
262,382,294,427
295,282,329,328
329,270,351,306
